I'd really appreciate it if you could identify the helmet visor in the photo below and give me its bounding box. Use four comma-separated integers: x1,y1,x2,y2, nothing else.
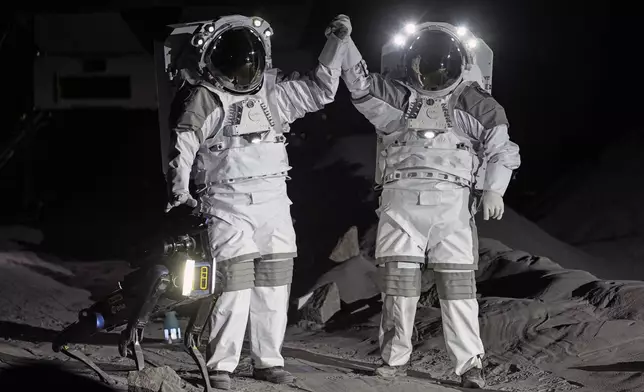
404,29,464,92
207,26,266,93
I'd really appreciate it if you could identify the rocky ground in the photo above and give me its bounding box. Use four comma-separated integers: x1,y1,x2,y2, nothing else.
1,226,643,391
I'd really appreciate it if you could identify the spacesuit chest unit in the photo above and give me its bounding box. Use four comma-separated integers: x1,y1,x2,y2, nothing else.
377,88,478,186
195,73,291,186
374,22,494,188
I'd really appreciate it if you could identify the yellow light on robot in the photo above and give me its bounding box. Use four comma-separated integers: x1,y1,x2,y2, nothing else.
456,26,468,37
182,259,196,296
466,38,478,49
393,34,406,46
251,137,262,144
264,29,273,37
253,18,262,27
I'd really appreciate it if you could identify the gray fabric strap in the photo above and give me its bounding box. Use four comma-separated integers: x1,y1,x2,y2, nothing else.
217,252,260,264
383,170,472,187
254,258,294,287
377,256,425,265
378,265,422,297
203,172,289,188
262,252,298,261
217,260,256,292
429,263,478,271
435,271,476,300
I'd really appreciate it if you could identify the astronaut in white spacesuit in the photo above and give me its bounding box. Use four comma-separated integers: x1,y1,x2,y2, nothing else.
340,22,521,388
161,14,356,390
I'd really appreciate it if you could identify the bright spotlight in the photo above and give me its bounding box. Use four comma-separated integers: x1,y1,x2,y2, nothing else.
467,38,478,49
404,23,416,34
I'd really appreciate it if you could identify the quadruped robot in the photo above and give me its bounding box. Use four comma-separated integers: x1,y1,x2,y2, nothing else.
52,219,221,391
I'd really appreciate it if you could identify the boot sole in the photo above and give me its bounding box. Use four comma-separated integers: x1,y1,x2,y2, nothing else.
209,378,231,390
253,374,294,384
461,380,486,389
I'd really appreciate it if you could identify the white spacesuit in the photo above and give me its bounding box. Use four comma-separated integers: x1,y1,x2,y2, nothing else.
160,15,356,390
340,22,521,388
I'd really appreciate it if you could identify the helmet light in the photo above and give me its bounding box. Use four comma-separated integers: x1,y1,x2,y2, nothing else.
393,34,406,46
404,23,416,34
191,34,205,47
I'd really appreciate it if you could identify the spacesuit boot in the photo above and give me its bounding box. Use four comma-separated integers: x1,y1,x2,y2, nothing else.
374,363,411,378
253,366,294,384
209,371,231,390
461,366,486,388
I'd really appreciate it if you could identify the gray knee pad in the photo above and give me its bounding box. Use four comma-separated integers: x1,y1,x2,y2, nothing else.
217,260,256,292
434,271,476,300
254,258,294,287
378,263,422,297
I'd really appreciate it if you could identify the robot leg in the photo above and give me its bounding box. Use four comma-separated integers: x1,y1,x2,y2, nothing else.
184,296,219,392
118,264,171,371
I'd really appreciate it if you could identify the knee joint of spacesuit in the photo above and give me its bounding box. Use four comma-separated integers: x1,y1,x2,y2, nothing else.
434,270,476,300
378,263,422,297
217,260,256,292
254,258,294,287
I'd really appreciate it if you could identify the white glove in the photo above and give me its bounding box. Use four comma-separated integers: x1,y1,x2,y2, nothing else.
481,190,504,220
165,192,198,213
325,14,351,40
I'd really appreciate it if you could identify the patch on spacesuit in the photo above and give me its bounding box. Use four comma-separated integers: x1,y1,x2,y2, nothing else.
169,86,219,133
418,191,442,206
473,82,492,98
455,83,508,130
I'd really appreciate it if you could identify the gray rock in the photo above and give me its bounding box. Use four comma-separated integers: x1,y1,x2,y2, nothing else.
312,255,381,305
128,366,199,392
329,226,360,263
300,282,341,325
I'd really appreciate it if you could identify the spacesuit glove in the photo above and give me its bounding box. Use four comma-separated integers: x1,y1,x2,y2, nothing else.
165,192,198,213
481,190,504,221
324,14,351,40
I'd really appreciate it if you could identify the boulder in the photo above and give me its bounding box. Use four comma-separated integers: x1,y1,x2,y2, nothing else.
299,282,341,325
313,255,381,304
128,366,199,392
329,226,360,263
